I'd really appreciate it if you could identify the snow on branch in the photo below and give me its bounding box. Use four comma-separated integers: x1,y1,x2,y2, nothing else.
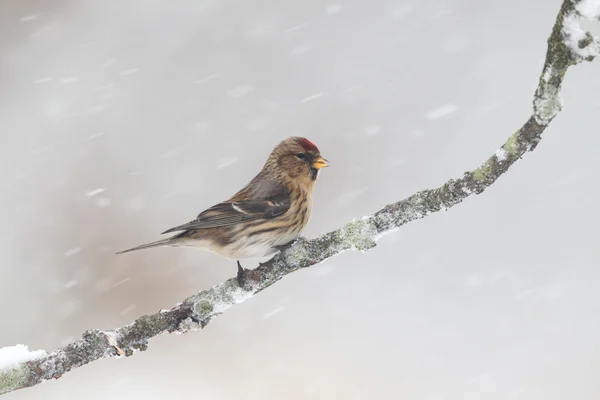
0,346,46,372
534,0,600,124
1,0,599,396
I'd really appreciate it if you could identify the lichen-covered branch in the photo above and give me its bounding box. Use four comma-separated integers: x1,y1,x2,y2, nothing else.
1,0,599,396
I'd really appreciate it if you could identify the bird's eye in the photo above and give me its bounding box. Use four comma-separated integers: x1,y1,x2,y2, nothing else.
295,153,306,160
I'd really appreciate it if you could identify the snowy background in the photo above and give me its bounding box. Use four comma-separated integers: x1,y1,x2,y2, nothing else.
1,0,600,399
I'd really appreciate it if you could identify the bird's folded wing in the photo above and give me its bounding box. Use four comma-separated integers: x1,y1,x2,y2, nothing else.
161,199,290,234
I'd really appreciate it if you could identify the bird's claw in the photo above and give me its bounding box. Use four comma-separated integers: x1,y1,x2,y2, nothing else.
273,238,299,254
236,261,246,287
237,261,261,289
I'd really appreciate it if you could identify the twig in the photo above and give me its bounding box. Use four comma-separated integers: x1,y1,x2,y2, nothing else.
1,0,599,395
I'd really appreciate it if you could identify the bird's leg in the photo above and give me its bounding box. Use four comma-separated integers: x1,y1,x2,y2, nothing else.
237,260,260,288
272,242,293,252
236,261,246,287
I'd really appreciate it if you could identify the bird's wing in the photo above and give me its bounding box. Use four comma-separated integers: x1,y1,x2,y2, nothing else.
162,173,291,234
161,198,290,234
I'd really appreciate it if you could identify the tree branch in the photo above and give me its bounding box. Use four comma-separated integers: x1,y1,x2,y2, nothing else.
2,0,599,395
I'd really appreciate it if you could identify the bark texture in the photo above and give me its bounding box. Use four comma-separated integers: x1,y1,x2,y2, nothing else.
1,0,599,395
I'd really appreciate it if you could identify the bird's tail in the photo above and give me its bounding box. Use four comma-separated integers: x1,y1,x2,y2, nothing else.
115,238,174,255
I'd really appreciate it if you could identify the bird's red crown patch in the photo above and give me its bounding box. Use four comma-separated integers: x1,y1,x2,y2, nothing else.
298,137,319,152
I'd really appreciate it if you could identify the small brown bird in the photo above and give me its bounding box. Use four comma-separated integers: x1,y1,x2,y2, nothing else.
117,137,328,274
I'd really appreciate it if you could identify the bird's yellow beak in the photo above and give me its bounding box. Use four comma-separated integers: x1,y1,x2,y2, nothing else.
312,156,329,169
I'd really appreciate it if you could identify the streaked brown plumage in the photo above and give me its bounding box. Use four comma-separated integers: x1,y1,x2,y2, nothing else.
117,137,328,266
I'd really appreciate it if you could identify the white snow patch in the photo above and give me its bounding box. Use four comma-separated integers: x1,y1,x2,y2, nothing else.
325,4,342,14
514,288,536,299
96,278,112,293
301,92,325,103
381,156,409,170
465,275,483,287
441,34,469,53
159,147,182,159
59,76,79,84
427,3,452,19
109,376,133,389
63,280,78,289
87,105,105,115
548,170,583,187
216,157,239,169
247,118,267,131
465,374,498,392
192,120,211,132
102,58,116,68
211,288,254,314
34,77,52,84
335,187,368,206
562,13,600,59
534,85,562,125
124,197,145,214
291,43,312,56
194,73,222,84
94,84,114,91
391,4,414,20
86,132,105,140
101,331,124,357
20,15,37,22
495,148,507,161
12,170,35,181
542,66,553,83
543,283,568,300
227,84,255,98
63,247,81,257
96,197,112,208
410,129,423,139
283,22,308,33
426,104,458,120
120,304,136,315
0,345,46,370
111,277,132,289
85,188,105,197
373,227,400,242
57,301,82,319
261,306,285,320
42,99,66,118
75,40,96,48
576,0,600,19
119,68,140,76
30,145,53,155
365,125,381,136
478,103,500,113
343,85,362,93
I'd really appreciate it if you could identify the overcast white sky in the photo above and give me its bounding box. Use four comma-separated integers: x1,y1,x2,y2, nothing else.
1,0,600,399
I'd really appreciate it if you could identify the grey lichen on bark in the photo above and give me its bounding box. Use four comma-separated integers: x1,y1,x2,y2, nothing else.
0,366,30,395
1,0,599,396
534,0,600,125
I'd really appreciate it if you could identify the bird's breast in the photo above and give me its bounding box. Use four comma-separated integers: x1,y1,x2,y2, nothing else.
290,189,311,229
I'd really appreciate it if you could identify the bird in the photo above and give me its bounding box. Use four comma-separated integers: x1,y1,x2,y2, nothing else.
116,136,328,283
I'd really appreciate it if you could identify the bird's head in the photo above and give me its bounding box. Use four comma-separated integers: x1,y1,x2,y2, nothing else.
266,136,329,184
